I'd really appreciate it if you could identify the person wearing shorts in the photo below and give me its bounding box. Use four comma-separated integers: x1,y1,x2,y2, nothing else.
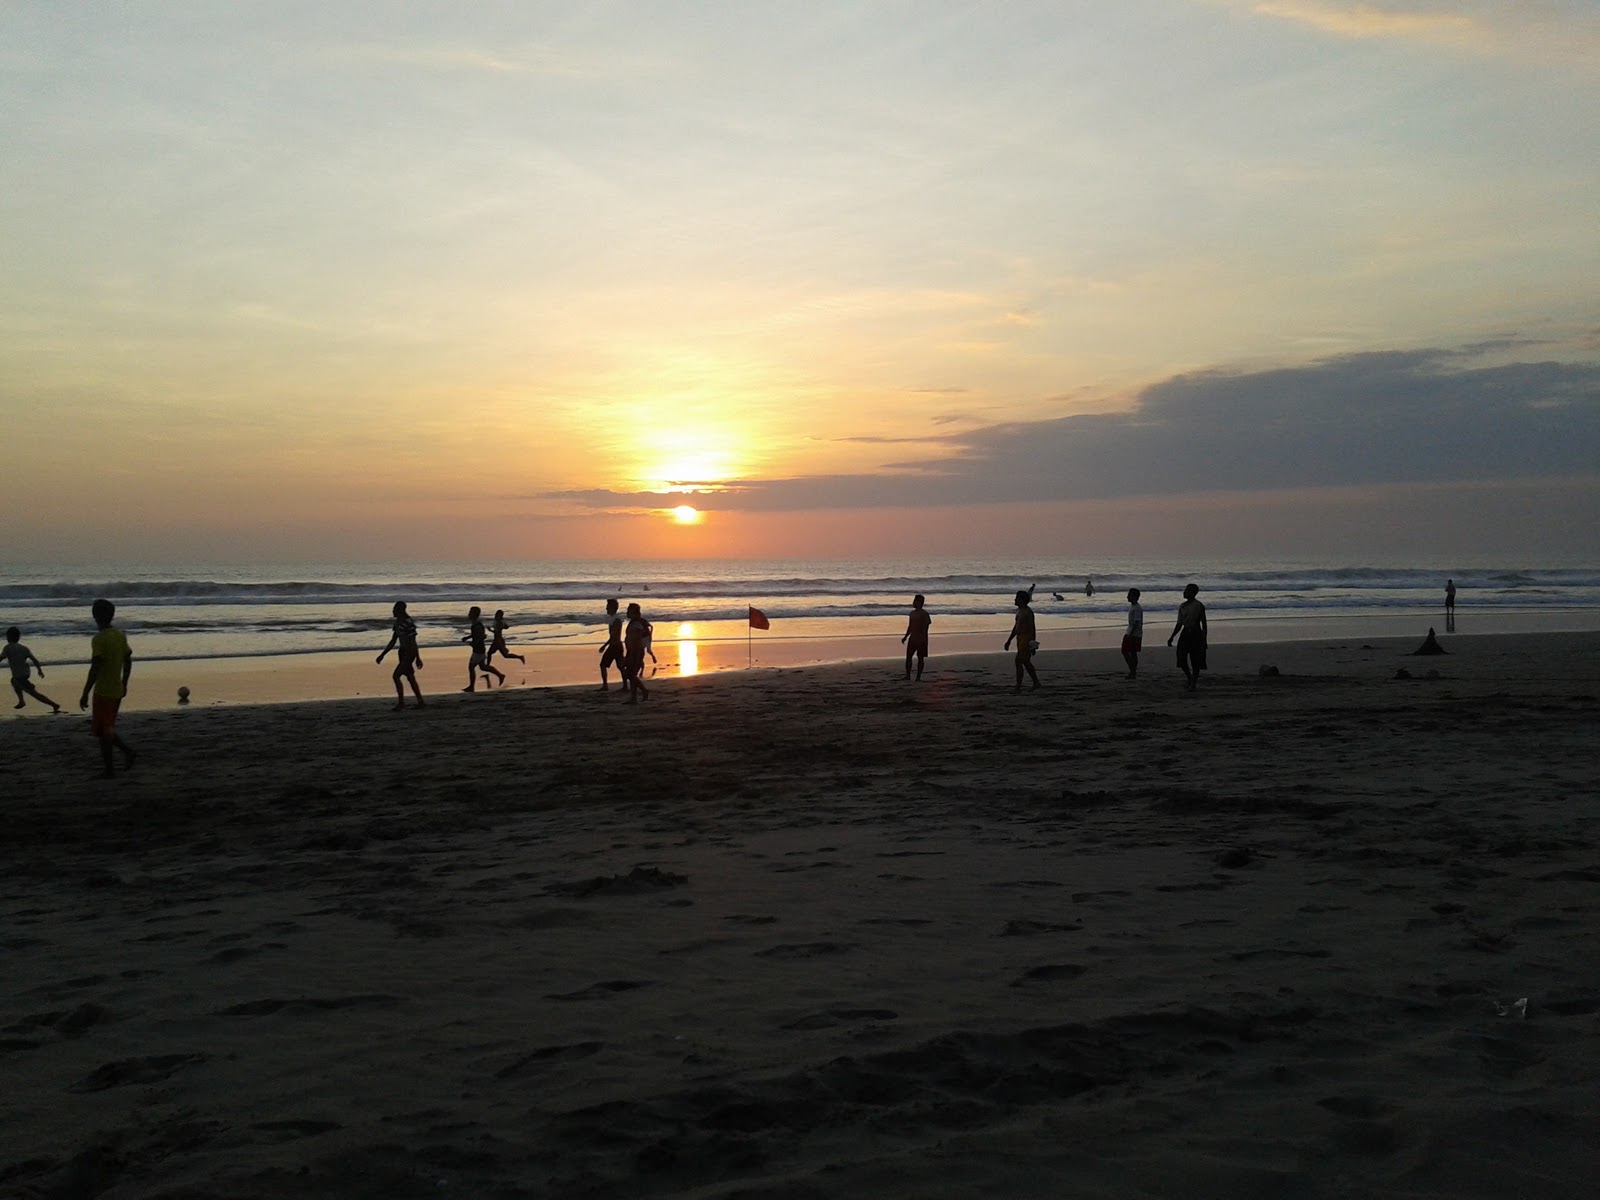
78,599,135,777
461,605,505,692
1004,588,1041,693
623,602,652,705
1121,588,1143,679
377,600,425,710
598,599,625,690
4,626,62,712
901,594,931,681
1167,583,1208,691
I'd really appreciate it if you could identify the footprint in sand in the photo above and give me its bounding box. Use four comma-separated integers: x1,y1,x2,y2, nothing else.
783,1007,899,1030
543,980,651,1001
1010,963,1088,986
71,1053,207,1092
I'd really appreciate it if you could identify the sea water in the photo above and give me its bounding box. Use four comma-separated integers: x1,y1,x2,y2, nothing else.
5,557,1598,673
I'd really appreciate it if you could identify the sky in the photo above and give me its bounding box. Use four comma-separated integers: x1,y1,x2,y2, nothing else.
3,0,1597,563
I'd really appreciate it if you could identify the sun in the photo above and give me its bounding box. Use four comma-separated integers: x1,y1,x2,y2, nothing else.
671,504,703,525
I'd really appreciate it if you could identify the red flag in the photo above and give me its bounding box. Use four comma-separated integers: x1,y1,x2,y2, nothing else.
747,606,770,630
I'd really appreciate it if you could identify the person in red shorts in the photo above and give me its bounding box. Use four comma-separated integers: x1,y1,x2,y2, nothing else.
1121,587,1144,679
78,598,135,778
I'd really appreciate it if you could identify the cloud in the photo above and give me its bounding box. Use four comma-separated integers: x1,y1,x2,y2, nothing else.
1208,1,1600,69
544,347,1600,512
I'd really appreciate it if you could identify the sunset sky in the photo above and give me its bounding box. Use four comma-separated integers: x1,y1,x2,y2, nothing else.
4,1,1597,563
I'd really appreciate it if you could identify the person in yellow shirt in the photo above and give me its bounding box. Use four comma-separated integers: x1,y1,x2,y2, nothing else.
78,598,135,777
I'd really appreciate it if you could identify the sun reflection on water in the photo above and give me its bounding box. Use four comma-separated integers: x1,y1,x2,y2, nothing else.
676,622,699,677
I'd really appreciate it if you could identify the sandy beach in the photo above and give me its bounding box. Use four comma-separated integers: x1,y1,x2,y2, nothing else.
3,631,1597,1198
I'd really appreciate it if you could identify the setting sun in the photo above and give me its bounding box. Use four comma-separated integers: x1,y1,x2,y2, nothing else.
671,505,703,525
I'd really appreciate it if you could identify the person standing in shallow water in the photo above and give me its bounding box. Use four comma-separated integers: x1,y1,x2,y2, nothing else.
377,600,425,710
1004,589,1041,693
1445,578,1456,631
1167,583,1207,691
902,594,931,680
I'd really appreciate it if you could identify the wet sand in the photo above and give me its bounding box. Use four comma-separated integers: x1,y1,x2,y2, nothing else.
2,632,1598,1197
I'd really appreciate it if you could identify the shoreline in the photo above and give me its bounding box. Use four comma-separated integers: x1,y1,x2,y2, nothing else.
9,611,1598,716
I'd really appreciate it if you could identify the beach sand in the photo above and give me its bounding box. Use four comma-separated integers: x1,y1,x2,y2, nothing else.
3,632,1597,1198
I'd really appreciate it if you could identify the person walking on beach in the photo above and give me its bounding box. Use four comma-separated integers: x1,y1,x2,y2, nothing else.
1167,583,1207,691
461,606,505,692
1004,588,1041,693
78,599,134,777
902,594,931,680
1121,589,1143,679
4,626,62,713
623,602,652,704
376,600,425,710
488,609,525,666
598,598,625,690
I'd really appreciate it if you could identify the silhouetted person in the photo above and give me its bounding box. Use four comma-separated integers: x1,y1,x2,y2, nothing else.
598,598,624,690
462,605,505,691
1445,578,1456,631
1085,577,1095,597
1004,588,1040,693
488,610,525,665
1052,592,1065,601
902,594,931,680
623,602,652,704
78,599,135,776
377,600,425,710
1167,583,1207,691
1121,589,1143,679
4,626,61,712
1412,628,1448,655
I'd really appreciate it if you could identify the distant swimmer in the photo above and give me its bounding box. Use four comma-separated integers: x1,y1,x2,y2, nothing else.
1166,583,1207,692
1052,592,1065,602
377,600,425,710
4,626,61,713
901,594,931,681
1085,578,1094,597
488,610,525,665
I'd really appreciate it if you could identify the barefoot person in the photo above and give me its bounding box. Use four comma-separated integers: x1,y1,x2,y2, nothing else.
623,602,652,704
4,626,62,713
598,598,625,691
901,594,932,681
488,610,525,666
1167,583,1207,691
376,600,425,710
1004,588,1041,693
461,606,506,692
1121,588,1143,679
77,599,135,777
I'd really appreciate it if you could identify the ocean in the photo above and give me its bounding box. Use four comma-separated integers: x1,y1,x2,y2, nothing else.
6,557,1599,673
